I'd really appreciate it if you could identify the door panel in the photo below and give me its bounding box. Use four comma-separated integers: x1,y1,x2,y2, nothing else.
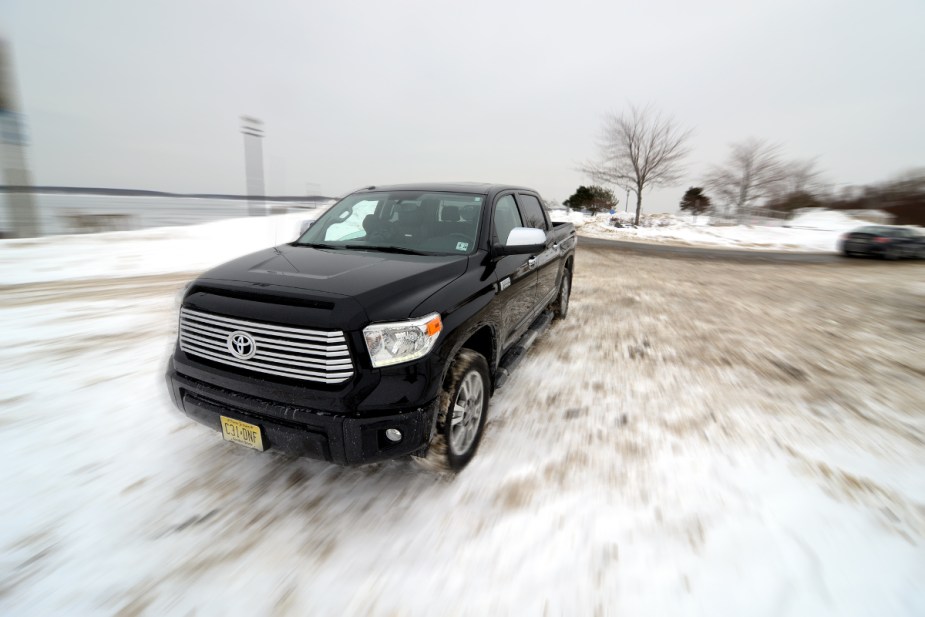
491,194,537,350
495,255,537,350
516,193,559,309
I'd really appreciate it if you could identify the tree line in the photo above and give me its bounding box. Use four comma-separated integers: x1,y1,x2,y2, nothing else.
572,105,924,226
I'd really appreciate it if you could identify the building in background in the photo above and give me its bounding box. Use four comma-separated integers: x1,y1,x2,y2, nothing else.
241,116,266,216
0,39,39,238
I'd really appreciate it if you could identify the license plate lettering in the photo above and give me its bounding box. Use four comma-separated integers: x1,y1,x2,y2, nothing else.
220,416,265,451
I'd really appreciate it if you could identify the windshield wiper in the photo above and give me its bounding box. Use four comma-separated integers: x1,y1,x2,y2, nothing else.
344,244,432,256
293,242,349,250
294,242,433,255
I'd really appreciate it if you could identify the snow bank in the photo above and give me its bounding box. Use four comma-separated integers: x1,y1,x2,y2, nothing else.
0,207,909,290
549,209,588,227
576,209,892,253
0,211,325,286
784,208,874,231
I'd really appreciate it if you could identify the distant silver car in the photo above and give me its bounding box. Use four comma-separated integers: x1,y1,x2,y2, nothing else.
839,225,925,259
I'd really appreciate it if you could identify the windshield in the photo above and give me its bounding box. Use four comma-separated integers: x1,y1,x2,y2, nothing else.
295,191,484,255
854,226,893,235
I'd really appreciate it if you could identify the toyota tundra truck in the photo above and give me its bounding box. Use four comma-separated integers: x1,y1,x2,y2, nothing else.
165,183,576,470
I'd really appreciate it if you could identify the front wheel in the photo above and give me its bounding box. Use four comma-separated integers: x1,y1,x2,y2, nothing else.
419,349,490,472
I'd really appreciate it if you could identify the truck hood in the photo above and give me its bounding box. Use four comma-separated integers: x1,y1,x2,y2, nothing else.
193,245,469,324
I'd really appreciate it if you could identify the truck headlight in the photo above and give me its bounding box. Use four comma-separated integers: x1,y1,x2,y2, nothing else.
363,313,443,368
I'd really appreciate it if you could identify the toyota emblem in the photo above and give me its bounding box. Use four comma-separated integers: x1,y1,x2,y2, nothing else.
226,331,257,359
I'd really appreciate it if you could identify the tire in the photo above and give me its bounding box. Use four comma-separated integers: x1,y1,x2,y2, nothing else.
419,349,489,472
553,268,572,320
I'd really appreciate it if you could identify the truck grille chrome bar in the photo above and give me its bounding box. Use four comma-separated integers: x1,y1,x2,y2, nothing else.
179,307,354,384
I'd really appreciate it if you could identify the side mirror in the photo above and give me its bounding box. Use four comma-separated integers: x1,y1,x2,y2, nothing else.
496,227,547,256
299,219,317,235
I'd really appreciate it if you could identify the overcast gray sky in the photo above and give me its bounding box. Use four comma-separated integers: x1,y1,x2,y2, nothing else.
2,0,923,211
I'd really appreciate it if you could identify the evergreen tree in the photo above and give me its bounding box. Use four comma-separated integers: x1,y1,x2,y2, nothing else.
679,187,712,220
564,185,618,213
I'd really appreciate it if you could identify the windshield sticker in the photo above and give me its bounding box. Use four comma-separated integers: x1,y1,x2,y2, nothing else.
456,241,469,251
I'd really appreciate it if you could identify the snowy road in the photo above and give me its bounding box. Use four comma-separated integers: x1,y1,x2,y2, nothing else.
2,247,924,616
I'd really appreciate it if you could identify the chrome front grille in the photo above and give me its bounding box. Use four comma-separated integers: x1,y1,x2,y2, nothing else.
178,307,354,384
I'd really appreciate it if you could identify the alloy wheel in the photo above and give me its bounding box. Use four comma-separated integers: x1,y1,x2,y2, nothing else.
449,370,484,455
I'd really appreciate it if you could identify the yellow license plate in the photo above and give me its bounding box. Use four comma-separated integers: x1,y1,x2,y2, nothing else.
220,416,265,451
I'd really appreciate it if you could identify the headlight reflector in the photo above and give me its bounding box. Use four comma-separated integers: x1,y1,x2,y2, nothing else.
363,313,442,368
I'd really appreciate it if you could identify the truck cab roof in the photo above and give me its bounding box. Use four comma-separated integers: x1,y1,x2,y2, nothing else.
352,183,537,196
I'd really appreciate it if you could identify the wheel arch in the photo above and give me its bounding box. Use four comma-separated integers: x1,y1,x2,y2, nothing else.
459,325,495,371
558,253,574,285
438,324,496,390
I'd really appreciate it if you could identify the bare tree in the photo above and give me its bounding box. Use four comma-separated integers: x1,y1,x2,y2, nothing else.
705,138,786,219
781,158,824,196
542,197,563,211
762,157,829,214
582,105,691,226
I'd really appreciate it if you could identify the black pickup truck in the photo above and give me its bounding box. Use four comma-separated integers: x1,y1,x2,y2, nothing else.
166,183,576,470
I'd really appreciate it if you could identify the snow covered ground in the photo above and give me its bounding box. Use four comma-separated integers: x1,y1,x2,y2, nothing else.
2,216,924,616
561,209,898,253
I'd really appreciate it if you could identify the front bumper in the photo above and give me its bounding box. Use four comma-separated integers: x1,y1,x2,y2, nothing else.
166,367,439,465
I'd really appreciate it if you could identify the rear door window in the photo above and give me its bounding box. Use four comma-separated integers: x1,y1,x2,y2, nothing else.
517,194,548,230
493,194,523,244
